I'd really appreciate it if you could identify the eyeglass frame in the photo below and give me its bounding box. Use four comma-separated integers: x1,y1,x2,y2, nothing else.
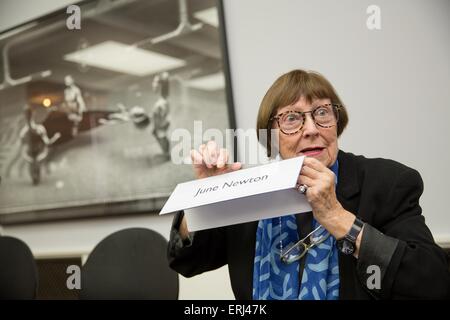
269,103,341,135
280,225,331,264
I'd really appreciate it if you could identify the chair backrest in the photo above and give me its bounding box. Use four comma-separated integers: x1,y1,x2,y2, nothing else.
0,236,38,299
80,227,178,299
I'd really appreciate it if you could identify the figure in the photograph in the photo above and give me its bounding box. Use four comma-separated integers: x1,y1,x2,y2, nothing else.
99,103,150,129
19,107,61,185
151,71,171,160
129,105,151,129
63,75,86,137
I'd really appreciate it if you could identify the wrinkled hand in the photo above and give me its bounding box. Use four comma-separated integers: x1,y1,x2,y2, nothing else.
190,140,242,179
297,157,343,224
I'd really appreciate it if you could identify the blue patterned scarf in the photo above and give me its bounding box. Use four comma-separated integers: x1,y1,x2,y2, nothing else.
252,161,340,300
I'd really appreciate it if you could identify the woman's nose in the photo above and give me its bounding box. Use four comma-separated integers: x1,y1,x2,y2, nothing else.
302,114,320,137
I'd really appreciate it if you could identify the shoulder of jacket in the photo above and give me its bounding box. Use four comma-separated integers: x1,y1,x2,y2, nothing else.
339,150,418,179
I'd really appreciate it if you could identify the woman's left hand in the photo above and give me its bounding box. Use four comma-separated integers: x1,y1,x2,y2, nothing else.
298,157,363,257
297,157,343,224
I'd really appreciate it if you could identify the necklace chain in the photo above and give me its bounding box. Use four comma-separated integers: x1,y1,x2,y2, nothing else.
279,216,283,255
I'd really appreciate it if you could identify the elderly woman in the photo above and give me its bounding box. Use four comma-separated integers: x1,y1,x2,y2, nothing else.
168,69,449,299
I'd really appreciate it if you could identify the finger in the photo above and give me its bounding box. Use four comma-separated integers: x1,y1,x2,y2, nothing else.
297,174,315,188
190,149,204,166
201,144,213,168
217,148,229,168
222,149,237,166
304,158,337,186
222,148,229,165
223,162,242,173
300,164,321,179
303,157,327,172
198,143,206,157
206,141,219,165
217,148,226,168
231,162,242,170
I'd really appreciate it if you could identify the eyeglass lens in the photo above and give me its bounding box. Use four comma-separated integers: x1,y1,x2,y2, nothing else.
279,104,338,134
281,226,330,264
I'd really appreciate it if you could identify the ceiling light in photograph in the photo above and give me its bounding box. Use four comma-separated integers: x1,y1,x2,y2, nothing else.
194,7,219,27
64,41,186,76
186,72,225,91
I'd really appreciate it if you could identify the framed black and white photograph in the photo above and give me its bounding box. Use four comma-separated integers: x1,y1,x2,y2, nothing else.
0,0,235,224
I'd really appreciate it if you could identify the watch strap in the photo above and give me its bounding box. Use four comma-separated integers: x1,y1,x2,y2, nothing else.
345,217,364,243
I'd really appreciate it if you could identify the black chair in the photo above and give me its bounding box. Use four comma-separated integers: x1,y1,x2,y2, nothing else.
0,236,38,299
80,227,179,299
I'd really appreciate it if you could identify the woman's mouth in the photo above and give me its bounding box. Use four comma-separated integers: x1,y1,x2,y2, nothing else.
299,147,325,156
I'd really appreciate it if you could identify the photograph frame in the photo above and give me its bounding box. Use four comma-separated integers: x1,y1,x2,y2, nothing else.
0,0,236,225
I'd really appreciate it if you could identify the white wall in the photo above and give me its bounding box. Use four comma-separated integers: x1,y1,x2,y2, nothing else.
0,0,76,32
0,0,75,32
1,0,449,301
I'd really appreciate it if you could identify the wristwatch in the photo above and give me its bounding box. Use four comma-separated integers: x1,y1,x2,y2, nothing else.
336,217,364,255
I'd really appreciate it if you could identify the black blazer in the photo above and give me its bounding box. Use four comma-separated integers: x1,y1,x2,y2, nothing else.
168,150,450,299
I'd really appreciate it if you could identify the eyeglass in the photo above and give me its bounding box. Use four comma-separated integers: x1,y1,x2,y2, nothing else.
270,104,340,135
280,225,330,264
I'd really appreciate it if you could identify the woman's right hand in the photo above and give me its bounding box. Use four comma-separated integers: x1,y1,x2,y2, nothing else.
179,141,242,240
190,140,242,179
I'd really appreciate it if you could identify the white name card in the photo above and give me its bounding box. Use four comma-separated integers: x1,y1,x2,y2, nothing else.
159,156,312,231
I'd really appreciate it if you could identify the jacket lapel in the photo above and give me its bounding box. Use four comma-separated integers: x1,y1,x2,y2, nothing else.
336,150,360,203
336,150,362,299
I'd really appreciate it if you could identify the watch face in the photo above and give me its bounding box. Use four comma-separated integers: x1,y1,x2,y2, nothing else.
338,240,355,255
